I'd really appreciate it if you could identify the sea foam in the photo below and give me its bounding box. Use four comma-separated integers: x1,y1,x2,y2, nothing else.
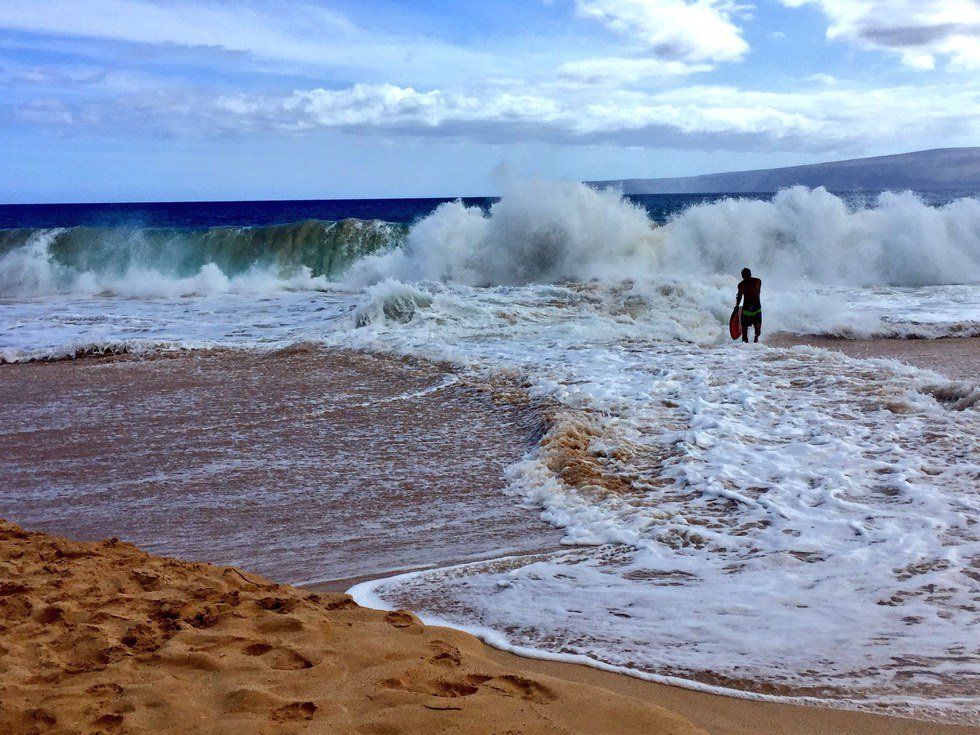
348,181,980,289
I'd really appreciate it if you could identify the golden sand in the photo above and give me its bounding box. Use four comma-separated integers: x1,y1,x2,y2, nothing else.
767,335,980,383
0,520,703,735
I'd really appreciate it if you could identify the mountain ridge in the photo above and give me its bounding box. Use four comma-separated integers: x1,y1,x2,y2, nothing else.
591,148,980,194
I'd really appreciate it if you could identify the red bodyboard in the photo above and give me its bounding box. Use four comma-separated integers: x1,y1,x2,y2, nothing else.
729,309,742,340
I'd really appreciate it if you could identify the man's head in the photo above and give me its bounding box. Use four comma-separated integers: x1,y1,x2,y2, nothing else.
741,267,752,280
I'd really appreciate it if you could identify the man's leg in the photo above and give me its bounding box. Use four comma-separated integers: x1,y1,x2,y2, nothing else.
754,318,762,343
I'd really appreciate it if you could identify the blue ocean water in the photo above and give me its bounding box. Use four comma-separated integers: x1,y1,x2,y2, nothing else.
0,190,968,230
0,192,810,229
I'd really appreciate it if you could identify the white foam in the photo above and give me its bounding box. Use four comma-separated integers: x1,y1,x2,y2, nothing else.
340,182,980,339
347,557,972,723
347,179,658,287
0,229,337,299
658,188,980,288
346,182,979,292
326,280,979,722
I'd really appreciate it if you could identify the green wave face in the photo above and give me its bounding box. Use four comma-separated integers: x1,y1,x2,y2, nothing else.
0,218,407,284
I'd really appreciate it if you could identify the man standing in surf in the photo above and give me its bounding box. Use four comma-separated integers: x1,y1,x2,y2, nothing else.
735,268,762,343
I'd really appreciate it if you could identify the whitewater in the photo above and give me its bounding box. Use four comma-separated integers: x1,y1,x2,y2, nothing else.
1,183,979,721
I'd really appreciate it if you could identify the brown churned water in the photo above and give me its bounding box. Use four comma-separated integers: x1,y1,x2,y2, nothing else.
0,346,562,585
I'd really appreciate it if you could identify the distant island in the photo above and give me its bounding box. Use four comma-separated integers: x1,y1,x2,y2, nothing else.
592,147,980,194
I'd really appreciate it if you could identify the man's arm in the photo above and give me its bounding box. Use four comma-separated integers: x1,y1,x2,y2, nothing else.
735,281,743,308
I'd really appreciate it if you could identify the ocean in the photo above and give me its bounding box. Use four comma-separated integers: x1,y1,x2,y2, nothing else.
1,182,979,722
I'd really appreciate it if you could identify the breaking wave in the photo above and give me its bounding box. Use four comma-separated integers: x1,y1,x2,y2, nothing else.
0,219,405,298
348,181,980,289
347,180,656,286
2,183,978,311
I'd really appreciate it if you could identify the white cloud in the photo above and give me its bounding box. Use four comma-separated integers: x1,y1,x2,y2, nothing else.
21,78,976,154
212,82,980,149
781,0,980,69
3,0,977,157
805,72,839,84
558,56,714,82
574,0,749,64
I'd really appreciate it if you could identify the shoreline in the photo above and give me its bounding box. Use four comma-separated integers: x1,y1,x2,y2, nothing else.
0,520,707,735
2,519,973,735
767,334,980,383
3,342,978,733
485,647,980,735
335,556,979,732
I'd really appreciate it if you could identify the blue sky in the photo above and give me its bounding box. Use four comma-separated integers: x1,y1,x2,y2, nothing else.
1,0,978,202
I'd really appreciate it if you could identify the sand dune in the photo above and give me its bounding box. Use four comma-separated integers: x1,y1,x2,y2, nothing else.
0,520,704,735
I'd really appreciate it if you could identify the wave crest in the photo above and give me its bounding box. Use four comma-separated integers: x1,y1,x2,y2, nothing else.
0,219,404,298
346,180,657,286
348,182,980,289
661,187,980,287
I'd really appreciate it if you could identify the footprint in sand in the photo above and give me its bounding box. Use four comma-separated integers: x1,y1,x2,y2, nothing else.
485,674,557,704
256,596,297,614
384,610,422,631
427,640,462,668
185,603,223,628
271,701,317,722
221,688,318,723
86,682,124,698
379,674,479,698
318,593,358,611
32,604,63,624
243,642,274,656
92,713,124,730
241,641,314,670
64,630,125,673
0,589,33,619
121,622,171,653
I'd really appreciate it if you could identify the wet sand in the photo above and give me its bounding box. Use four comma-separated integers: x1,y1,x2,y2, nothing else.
484,650,979,735
768,335,980,383
1,347,975,734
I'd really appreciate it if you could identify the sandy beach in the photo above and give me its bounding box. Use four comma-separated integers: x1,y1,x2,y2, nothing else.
767,335,980,383
3,517,976,735
2,343,977,734
0,519,705,735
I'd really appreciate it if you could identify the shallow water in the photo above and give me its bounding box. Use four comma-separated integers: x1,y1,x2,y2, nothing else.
0,348,561,584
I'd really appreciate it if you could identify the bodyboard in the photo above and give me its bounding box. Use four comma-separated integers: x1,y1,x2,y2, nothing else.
729,309,742,340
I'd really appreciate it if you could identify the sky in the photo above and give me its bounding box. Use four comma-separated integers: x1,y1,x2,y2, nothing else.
0,0,978,202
